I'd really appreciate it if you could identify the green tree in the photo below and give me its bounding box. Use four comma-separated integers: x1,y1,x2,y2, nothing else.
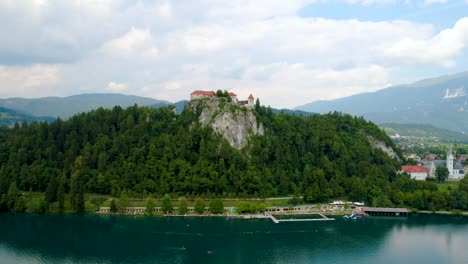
237,201,250,213
119,190,130,209
6,182,21,211
459,176,468,193
57,177,65,212
161,194,173,214
37,198,48,214
257,203,267,212
209,198,224,214
436,167,449,183
290,191,302,206
178,198,189,215
45,176,58,206
194,198,205,214
145,196,155,215
70,156,85,213
110,199,118,213
13,195,26,213
431,191,448,210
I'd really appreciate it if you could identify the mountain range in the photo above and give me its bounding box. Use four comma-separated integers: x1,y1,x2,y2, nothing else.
0,94,171,120
2,71,468,136
0,93,312,126
0,107,55,127
295,71,468,133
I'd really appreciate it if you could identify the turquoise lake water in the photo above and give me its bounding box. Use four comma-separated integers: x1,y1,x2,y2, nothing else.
0,213,467,263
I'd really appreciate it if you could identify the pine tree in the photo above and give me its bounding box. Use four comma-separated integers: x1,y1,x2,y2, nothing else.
57,177,65,212
6,182,20,210
110,199,118,213
45,176,58,206
70,156,85,213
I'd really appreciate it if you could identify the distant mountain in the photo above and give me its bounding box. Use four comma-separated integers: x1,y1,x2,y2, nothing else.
0,106,55,127
0,93,171,119
271,108,314,116
295,71,468,132
380,123,468,144
151,100,188,114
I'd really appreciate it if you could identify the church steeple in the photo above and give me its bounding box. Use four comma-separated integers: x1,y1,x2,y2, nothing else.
446,147,454,177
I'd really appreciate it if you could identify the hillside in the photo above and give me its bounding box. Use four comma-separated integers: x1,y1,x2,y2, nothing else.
381,123,468,144
0,101,416,209
0,106,54,127
295,71,468,132
0,93,171,119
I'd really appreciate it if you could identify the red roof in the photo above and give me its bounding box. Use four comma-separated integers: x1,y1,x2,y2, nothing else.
402,166,427,173
229,92,237,96
248,94,254,99
191,90,215,96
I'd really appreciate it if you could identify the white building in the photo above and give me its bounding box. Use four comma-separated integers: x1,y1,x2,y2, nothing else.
422,149,465,180
401,165,428,180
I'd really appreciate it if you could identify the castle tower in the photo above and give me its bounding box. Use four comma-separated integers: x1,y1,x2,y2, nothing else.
446,148,454,177
247,94,254,108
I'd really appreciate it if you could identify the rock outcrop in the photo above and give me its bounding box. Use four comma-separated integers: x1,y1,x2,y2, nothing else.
368,136,402,162
187,98,264,150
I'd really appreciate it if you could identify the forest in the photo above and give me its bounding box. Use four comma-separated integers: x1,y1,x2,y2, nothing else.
0,99,467,213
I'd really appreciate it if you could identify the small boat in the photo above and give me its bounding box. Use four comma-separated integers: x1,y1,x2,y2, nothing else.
180,246,186,250
344,213,360,220
207,251,214,254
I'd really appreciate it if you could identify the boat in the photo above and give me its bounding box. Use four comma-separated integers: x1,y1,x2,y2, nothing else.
344,213,360,220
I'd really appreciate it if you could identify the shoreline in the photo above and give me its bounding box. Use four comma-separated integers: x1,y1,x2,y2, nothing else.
416,210,468,216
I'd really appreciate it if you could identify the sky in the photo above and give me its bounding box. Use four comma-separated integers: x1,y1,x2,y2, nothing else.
1,0,468,108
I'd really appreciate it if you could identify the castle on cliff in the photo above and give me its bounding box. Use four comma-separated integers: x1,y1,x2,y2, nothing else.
190,90,255,108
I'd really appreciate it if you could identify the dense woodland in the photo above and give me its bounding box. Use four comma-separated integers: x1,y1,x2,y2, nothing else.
0,100,467,213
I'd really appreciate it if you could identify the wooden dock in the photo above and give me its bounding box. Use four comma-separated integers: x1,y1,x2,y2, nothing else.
267,213,335,223
267,215,280,223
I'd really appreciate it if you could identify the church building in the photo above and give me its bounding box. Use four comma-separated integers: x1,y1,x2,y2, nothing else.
422,149,465,180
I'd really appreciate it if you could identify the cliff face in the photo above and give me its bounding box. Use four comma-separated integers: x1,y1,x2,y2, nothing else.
187,98,264,150
368,136,402,162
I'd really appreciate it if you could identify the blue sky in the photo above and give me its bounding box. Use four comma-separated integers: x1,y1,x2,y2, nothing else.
299,1,468,29
0,0,467,108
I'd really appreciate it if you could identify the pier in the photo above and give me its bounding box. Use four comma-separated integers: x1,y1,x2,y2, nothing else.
267,213,335,223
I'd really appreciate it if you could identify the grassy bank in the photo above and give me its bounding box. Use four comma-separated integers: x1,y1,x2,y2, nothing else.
22,192,295,214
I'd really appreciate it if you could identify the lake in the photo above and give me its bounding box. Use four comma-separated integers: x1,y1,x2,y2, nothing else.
0,213,467,263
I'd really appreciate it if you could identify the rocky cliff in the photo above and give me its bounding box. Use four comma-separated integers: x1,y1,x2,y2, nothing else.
187,98,264,149
368,136,402,162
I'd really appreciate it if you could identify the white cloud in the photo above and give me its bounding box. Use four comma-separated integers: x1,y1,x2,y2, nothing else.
105,82,128,92
102,28,159,59
0,64,60,97
344,0,398,5
423,0,449,4
1,1,468,108
383,17,468,67
157,1,172,19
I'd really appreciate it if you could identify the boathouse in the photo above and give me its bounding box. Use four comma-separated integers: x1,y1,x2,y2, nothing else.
361,207,409,216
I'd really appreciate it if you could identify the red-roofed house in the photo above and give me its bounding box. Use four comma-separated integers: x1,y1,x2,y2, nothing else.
229,92,237,101
401,165,428,180
190,90,215,100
